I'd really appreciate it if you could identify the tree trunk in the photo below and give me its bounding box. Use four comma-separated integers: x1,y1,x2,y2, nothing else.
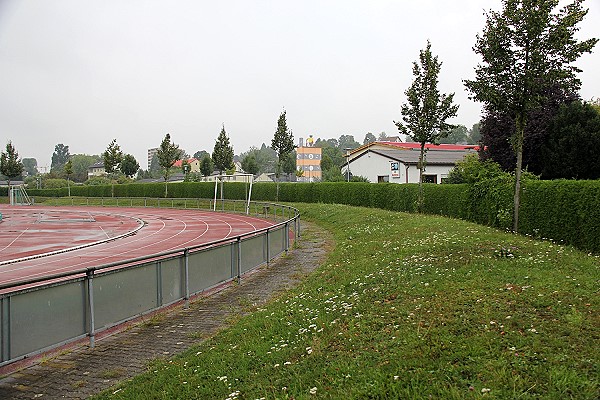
513,117,525,232
417,144,425,212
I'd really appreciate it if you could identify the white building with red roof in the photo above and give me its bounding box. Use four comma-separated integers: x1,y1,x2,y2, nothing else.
343,141,478,184
172,158,201,173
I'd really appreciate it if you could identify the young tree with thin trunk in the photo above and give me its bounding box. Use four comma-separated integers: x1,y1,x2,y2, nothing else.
102,139,123,197
271,110,295,197
464,0,597,232
394,40,459,210
156,133,181,197
64,159,73,196
1,141,24,191
102,139,123,175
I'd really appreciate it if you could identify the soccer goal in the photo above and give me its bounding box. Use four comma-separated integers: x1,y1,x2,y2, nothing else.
212,173,254,215
10,185,33,206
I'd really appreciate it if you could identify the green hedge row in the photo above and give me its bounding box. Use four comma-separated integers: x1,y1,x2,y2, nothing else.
23,179,600,252
520,180,600,251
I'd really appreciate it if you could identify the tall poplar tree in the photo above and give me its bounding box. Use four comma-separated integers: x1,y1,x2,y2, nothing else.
394,40,459,210
271,110,295,196
464,0,597,231
212,125,234,174
50,143,70,172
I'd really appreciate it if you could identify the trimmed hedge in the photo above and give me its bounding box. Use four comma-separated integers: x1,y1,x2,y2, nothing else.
22,179,600,252
520,180,600,252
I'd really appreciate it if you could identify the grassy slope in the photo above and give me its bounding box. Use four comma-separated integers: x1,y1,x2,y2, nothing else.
96,203,598,399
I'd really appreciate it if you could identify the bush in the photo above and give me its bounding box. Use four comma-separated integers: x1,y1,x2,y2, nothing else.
43,178,69,189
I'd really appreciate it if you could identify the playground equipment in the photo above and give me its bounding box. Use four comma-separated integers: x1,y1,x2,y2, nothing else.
9,185,33,206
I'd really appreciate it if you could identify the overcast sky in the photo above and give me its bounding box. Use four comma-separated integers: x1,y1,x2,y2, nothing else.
1,0,598,170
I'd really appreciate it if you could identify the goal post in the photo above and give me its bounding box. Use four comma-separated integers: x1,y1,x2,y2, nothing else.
212,174,254,215
9,185,33,206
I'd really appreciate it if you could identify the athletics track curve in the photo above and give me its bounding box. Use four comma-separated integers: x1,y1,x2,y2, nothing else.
0,205,276,288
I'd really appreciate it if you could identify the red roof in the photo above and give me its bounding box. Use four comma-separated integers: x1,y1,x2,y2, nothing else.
172,158,198,167
379,141,479,151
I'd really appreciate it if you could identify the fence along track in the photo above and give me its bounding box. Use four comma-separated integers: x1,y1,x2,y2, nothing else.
0,198,300,368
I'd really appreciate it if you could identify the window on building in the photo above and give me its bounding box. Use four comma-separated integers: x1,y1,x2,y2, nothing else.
377,175,389,183
423,174,438,184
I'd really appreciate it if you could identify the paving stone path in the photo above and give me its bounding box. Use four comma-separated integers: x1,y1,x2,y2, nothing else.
0,222,332,399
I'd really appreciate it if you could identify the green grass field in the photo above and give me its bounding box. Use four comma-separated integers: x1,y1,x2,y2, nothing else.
91,203,598,399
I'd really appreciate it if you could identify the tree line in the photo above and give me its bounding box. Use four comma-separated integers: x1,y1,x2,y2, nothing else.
3,0,598,211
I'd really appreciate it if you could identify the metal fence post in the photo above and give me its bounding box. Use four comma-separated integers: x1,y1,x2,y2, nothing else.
1,297,10,363
285,222,289,254
266,229,270,266
156,261,163,307
184,249,190,308
86,269,96,348
236,237,242,283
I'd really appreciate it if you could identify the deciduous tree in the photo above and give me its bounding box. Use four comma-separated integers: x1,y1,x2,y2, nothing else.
363,132,376,145
22,158,38,176
540,100,600,179
464,0,597,231
102,139,123,175
120,154,139,178
241,154,259,175
64,159,73,196
394,40,459,209
0,141,24,189
200,155,214,178
51,144,70,172
212,125,234,174
157,133,181,197
271,110,295,178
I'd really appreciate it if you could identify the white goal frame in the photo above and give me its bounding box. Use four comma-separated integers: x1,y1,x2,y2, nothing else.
10,185,33,206
212,174,254,214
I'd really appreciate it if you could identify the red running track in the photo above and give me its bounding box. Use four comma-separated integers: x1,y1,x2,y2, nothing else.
0,205,276,287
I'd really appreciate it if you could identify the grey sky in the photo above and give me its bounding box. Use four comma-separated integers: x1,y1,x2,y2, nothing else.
1,0,598,171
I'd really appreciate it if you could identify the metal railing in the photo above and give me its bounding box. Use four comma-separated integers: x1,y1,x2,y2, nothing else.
0,198,300,367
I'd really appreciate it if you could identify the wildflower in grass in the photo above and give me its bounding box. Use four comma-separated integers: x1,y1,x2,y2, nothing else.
226,390,240,400
481,388,491,394
310,387,318,395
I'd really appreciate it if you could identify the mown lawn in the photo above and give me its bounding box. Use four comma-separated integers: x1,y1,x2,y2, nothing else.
95,203,598,399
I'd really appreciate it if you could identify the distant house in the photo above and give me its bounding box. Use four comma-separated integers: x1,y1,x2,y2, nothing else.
254,173,275,182
172,158,200,173
87,162,106,178
343,142,478,184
